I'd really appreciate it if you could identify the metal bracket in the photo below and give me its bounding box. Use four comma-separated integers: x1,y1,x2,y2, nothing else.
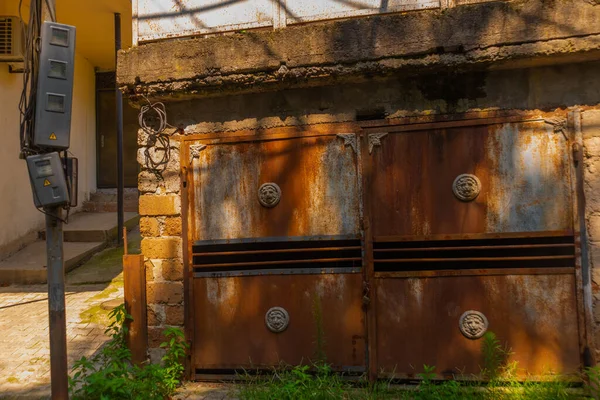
189,144,207,164
336,133,358,154
544,117,568,141
368,133,388,154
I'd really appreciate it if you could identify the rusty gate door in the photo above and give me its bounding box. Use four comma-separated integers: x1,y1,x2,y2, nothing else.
184,129,366,377
363,117,582,378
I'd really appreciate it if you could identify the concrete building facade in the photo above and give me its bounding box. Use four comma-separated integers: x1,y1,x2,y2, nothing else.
118,0,600,378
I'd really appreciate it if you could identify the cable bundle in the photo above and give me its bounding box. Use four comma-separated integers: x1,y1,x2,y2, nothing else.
18,0,43,157
138,96,172,179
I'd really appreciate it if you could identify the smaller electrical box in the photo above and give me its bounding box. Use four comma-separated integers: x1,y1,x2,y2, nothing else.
26,152,70,208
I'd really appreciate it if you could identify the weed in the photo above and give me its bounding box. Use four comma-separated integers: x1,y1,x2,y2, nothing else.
238,362,348,400
68,304,189,400
585,365,600,399
481,331,512,379
237,331,581,400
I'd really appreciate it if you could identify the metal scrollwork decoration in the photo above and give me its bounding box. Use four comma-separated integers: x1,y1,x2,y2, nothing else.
368,133,388,154
258,183,282,208
189,144,207,164
459,310,489,340
336,133,358,154
452,174,481,202
265,307,290,333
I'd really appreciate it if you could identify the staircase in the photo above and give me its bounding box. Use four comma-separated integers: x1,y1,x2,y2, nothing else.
83,188,139,213
0,189,140,285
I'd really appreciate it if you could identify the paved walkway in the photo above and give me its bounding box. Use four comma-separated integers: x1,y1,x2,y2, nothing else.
0,284,123,399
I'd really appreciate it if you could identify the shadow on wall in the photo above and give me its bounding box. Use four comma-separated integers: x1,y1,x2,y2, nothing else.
164,60,600,134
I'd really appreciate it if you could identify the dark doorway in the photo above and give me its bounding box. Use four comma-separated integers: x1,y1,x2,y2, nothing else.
96,71,138,188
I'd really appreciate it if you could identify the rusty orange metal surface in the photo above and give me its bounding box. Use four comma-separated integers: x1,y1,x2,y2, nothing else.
365,118,580,378
368,121,572,236
186,132,366,375
184,116,583,379
192,274,366,372
189,134,361,241
375,273,580,377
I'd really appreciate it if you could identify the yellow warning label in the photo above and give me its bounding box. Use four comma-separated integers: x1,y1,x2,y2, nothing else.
49,133,57,140
43,179,51,187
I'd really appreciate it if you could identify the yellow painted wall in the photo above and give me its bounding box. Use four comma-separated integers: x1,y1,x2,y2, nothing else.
0,0,131,255
0,52,96,253
0,66,43,249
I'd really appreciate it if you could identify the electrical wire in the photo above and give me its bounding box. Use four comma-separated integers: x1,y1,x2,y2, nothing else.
44,0,56,23
19,0,42,158
138,95,173,179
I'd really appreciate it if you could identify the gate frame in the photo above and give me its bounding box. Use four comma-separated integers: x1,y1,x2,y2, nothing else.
180,110,594,380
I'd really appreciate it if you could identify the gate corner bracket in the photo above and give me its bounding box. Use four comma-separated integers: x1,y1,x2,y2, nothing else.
336,133,358,154
189,144,207,164
368,133,388,154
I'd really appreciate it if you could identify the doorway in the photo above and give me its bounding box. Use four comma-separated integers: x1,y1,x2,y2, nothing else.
96,71,139,188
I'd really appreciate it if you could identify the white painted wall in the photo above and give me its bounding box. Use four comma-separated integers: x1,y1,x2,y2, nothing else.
0,51,96,253
134,0,440,43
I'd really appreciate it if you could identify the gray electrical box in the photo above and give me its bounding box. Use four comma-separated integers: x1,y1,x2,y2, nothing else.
26,152,70,208
33,22,76,149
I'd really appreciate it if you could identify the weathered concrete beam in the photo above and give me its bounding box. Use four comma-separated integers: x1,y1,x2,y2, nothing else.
117,0,600,101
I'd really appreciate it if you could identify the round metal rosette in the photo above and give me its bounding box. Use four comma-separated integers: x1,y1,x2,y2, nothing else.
459,310,489,340
258,183,282,208
452,174,481,202
265,307,289,333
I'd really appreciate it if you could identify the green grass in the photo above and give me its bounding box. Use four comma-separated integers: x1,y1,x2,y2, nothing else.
236,333,588,400
236,365,583,400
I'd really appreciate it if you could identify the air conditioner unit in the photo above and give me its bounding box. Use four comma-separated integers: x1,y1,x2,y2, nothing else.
0,16,24,62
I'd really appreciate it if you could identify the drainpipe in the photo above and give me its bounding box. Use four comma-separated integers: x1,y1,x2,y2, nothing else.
115,13,124,246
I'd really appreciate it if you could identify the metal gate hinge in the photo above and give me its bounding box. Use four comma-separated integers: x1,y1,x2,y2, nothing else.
362,281,371,307
182,166,188,188
572,143,582,165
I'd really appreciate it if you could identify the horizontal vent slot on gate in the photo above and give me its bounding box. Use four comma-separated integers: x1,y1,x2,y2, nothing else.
192,237,362,277
373,235,575,272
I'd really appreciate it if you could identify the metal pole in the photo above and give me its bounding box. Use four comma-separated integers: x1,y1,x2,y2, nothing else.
46,208,68,399
115,13,124,246
41,1,68,398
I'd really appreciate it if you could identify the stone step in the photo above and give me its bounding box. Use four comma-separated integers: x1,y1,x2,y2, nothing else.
89,189,139,203
82,200,139,213
84,189,139,213
39,212,140,242
0,241,105,285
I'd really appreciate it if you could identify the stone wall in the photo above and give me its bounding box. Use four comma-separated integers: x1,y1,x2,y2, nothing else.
137,139,184,360
118,0,600,102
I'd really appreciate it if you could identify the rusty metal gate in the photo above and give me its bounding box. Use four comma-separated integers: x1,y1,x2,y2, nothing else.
184,128,367,376
183,114,586,379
